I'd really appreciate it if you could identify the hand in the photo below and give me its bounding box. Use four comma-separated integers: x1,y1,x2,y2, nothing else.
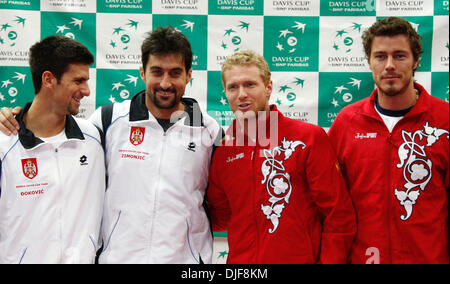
0,106,21,136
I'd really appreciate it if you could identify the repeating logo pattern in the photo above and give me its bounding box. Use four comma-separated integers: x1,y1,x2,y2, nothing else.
96,69,144,108
208,15,263,70
264,16,319,71
207,71,235,127
208,0,263,15
320,0,376,16
0,15,27,47
154,14,208,70
41,12,96,67
270,72,319,125
431,72,449,102
0,67,33,107
318,72,373,127
319,16,374,72
97,0,152,13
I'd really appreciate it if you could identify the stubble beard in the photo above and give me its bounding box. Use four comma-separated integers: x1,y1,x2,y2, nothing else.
378,75,413,98
148,88,179,110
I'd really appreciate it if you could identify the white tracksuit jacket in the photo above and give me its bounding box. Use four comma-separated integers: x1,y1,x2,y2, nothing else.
90,92,222,264
0,103,105,264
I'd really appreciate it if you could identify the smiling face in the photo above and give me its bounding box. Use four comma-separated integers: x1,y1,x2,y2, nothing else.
140,53,192,119
223,64,273,120
369,34,419,98
51,63,90,116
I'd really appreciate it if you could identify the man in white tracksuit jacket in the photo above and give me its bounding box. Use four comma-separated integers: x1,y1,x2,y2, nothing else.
0,35,105,264
91,27,222,264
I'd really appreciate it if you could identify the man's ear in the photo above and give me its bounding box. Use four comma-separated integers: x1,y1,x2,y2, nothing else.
139,66,145,81
265,80,273,100
186,68,193,85
41,71,56,89
412,59,420,72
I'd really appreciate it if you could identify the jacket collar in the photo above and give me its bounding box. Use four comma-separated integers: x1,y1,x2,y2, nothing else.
225,105,281,147
129,91,204,127
362,82,431,120
17,102,85,150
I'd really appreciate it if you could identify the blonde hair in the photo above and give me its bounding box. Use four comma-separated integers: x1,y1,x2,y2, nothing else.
221,50,271,86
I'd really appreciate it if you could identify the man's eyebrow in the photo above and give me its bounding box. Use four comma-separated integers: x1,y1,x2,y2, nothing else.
372,49,410,53
74,76,89,81
149,66,185,73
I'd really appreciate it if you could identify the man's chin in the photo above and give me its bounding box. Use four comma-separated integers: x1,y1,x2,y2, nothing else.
234,110,259,121
155,98,178,110
378,84,402,97
68,107,80,116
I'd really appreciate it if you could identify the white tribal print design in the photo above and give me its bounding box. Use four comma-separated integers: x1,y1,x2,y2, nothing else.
260,137,306,234
395,122,449,221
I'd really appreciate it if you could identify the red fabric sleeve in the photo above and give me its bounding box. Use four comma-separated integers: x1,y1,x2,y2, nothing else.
207,154,231,232
306,127,356,264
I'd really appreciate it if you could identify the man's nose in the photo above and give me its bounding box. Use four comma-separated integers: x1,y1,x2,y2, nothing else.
160,74,173,89
385,55,396,71
237,86,247,100
80,82,90,97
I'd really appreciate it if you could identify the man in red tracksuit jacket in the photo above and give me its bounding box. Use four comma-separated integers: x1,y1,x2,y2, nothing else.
328,17,449,264
207,50,356,264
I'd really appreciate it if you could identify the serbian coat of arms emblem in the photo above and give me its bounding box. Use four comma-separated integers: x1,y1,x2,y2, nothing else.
22,158,38,179
130,127,145,146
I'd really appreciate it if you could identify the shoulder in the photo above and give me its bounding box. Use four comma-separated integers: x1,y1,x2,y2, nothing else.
89,100,132,131
330,98,372,133
203,111,222,135
280,115,326,137
424,95,449,129
0,134,20,157
73,117,103,146
427,94,449,114
339,97,371,118
277,116,331,152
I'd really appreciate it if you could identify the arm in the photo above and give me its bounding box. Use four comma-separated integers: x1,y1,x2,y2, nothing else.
0,159,2,198
206,152,231,232
328,113,347,177
306,128,356,264
0,107,21,135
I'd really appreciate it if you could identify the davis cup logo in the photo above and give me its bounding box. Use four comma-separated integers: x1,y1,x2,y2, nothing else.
332,22,362,54
130,127,145,146
22,158,38,179
0,70,27,106
0,15,26,47
273,77,305,109
110,19,139,51
221,21,251,53
276,21,306,55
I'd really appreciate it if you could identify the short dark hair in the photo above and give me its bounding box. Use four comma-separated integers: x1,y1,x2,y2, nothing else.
29,35,94,94
362,17,423,64
141,26,193,73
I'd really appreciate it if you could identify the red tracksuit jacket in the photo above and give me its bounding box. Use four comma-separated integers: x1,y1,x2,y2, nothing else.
328,83,449,264
208,106,356,264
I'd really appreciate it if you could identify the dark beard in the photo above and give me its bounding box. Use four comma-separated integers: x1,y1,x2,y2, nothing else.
148,88,178,109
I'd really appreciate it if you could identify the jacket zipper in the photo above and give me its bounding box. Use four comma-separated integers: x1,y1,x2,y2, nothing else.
251,147,260,263
54,146,63,263
386,132,393,264
147,127,170,263
387,115,404,264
